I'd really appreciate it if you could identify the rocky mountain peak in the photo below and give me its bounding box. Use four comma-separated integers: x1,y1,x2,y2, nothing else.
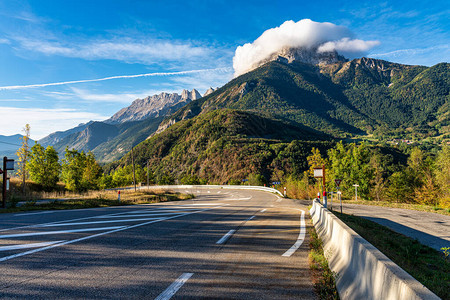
204,87,216,97
106,89,201,124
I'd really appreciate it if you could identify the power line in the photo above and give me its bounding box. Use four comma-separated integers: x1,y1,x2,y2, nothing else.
0,140,21,147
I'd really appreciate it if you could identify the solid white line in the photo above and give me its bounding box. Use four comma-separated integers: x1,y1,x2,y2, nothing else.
95,213,181,218
260,209,267,213
282,210,306,257
0,226,125,239
14,211,54,216
155,273,194,300
0,241,65,251
38,218,162,227
216,230,236,244
0,205,225,263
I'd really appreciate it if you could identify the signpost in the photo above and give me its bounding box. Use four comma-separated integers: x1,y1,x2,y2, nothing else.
353,184,359,201
2,157,14,209
314,165,326,208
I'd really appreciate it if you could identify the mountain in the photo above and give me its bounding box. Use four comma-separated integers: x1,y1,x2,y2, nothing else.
157,57,449,140
106,89,201,124
40,89,201,163
109,109,333,184
39,122,93,147
0,134,35,159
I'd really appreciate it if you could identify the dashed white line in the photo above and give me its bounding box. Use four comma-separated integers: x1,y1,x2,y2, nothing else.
216,229,236,244
282,210,306,257
0,226,125,239
246,215,255,221
260,209,267,213
0,241,65,251
155,272,194,300
95,213,181,218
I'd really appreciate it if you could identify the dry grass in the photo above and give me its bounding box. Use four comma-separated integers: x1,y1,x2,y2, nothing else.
2,188,194,213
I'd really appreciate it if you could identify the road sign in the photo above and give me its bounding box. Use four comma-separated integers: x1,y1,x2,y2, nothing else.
5,159,14,170
335,179,342,187
313,168,323,178
272,181,281,185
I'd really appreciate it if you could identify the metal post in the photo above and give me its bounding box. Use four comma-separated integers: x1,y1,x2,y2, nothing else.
131,148,136,192
322,165,327,208
2,157,7,209
118,190,121,202
284,187,286,197
339,190,342,214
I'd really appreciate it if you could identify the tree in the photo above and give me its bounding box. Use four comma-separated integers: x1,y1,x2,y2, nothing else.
28,143,61,190
434,145,450,205
81,152,102,190
16,124,30,193
61,148,86,191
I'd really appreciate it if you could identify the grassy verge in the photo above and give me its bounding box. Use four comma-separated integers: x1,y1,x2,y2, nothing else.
341,199,450,216
308,220,340,299
334,212,449,299
1,189,195,213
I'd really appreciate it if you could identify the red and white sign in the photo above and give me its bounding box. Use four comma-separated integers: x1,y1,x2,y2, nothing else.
334,179,342,187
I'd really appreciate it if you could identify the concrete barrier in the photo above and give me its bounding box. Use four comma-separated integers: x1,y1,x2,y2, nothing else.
139,184,285,197
310,199,440,300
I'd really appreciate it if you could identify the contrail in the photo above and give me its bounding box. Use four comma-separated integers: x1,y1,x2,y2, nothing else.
0,67,232,91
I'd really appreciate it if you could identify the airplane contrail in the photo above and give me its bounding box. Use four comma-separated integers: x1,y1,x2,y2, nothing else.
0,67,232,91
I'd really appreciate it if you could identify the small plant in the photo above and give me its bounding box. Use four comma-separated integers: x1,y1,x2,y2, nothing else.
442,247,450,259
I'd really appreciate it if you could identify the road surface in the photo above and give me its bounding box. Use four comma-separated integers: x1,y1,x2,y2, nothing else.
0,188,316,299
329,202,450,251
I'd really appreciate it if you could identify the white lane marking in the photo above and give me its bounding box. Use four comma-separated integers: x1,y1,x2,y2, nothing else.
95,213,181,218
207,191,210,193
185,203,223,206
282,210,306,257
0,205,226,262
260,209,267,213
276,198,282,202
246,215,255,221
14,211,54,217
270,205,274,207
155,273,194,300
0,241,65,251
0,226,125,239
38,218,162,227
216,230,236,244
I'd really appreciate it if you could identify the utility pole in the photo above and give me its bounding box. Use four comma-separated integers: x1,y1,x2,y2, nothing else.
147,160,150,188
131,148,137,192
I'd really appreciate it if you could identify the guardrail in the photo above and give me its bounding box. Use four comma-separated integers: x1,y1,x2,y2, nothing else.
139,185,284,197
310,199,439,300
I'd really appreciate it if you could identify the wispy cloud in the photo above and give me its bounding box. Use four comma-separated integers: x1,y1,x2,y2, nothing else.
17,38,214,64
0,38,10,44
370,44,450,58
0,67,232,91
0,107,108,139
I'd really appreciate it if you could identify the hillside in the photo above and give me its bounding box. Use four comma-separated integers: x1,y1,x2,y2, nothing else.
51,117,163,163
110,109,333,184
0,134,35,159
158,58,449,140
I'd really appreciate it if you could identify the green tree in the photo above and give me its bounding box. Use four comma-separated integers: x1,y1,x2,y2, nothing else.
81,152,102,190
16,124,30,193
28,143,61,190
61,148,87,191
434,145,450,206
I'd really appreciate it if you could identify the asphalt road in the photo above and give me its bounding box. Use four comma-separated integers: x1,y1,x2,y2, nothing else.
329,202,450,251
0,188,316,299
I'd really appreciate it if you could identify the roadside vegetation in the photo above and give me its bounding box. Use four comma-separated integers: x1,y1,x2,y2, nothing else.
1,186,194,213
308,220,339,299
334,212,449,299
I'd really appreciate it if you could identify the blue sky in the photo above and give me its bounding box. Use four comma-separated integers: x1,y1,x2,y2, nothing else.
0,0,448,139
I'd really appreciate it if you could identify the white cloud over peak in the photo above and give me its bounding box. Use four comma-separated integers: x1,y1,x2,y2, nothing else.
233,19,380,77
